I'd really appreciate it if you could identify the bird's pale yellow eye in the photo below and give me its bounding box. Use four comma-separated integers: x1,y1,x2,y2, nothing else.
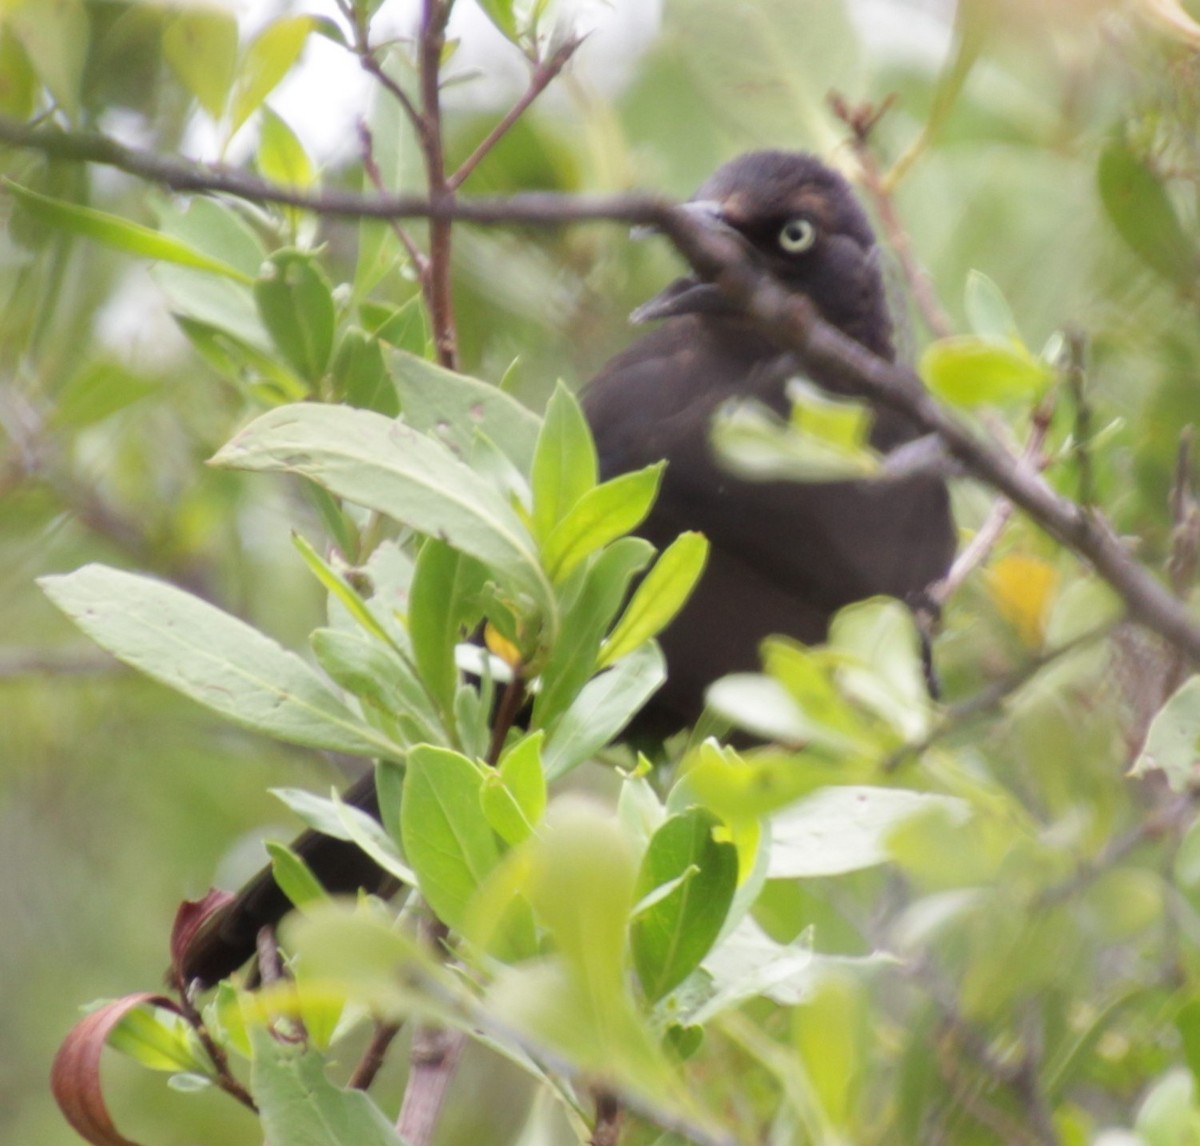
778,218,816,253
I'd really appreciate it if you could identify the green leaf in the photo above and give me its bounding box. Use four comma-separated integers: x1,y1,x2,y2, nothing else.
598,532,708,669
249,1026,406,1146
963,269,1020,344
631,808,738,1002
109,1005,205,1074
712,399,879,482
266,842,330,910
1099,139,1198,286
524,802,637,1000
254,250,336,382
293,534,395,649
211,404,553,614
7,182,254,284
1135,1068,1200,1146
771,786,970,877
279,902,457,1016
39,565,403,758
272,787,415,887
174,316,307,400
533,536,654,730
332,328,397,416
542,643,665,780
50,359,156,429
230,15,315,136
481,732,547,846
531,382,598,542
163,7,238,119
8,0,88,118
542,464,664,583
1131,675,1200,793
309,628,442,745
408,538,488,719
475,0,519,41
258,106,317,190
154,195,269,280
387,348,541,472
919,336,1054,407
829,599,930,742
0,28,39,119
401,746,501,930
792,974,867,1130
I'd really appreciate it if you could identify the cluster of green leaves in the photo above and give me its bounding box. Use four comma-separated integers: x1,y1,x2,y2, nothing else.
11,2,1200,1145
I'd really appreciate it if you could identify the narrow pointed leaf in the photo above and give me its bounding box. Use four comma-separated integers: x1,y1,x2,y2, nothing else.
8,182,253,283
39,565,400,758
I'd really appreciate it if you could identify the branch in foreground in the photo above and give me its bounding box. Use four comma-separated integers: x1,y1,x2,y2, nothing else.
4,116,1200,665
0,117,667,226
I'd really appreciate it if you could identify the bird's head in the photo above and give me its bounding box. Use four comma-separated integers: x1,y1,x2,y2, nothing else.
633,150,894,361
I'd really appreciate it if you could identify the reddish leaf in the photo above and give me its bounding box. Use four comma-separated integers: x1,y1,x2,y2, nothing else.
170,890,235,985
51,994,182,1146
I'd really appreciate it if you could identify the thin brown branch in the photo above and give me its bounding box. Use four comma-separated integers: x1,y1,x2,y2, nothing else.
1040,794,1195,907
177,985,258,1111
417,0,457,369
357,121,429,276
0,116,666,224
487,668,527,766
830,93,954,339
1065,328,1095,508
590,1090,624,1146
447,38,582,192
931,397,1054,607
348,1020,403,1091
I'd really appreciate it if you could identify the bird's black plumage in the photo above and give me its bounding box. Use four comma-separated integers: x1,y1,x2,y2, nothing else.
179,150,955,987
584,150,953,729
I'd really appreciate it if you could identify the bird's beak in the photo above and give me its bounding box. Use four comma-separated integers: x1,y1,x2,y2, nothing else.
630,200,741,324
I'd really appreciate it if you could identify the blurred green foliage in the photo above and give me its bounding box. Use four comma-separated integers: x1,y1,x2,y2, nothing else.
5,1,1200,1144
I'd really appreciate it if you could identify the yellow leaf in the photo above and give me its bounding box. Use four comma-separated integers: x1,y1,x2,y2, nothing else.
484,623,522,669
987,554,1060,648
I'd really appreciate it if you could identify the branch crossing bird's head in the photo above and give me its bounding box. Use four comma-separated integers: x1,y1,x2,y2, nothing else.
633,150,894,361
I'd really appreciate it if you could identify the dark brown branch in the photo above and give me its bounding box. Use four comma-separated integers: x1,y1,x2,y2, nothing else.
0,116,669,225
656,212,1200,666
418,0,457,369
5,115,1200,665
348,1020,403,1091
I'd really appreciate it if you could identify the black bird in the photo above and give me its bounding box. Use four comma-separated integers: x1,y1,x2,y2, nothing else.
179,150,955,987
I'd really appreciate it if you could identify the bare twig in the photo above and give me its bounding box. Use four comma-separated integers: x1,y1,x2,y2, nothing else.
176,987,258,1111
0,115,666,223
357,121,429,276
931,397,1054,607
1040,793,1195,907
1065,329,1095,509
348,1020,403,1091
417,0,457,369
830,93,954,339
487,668,527,766
448,38,582,191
